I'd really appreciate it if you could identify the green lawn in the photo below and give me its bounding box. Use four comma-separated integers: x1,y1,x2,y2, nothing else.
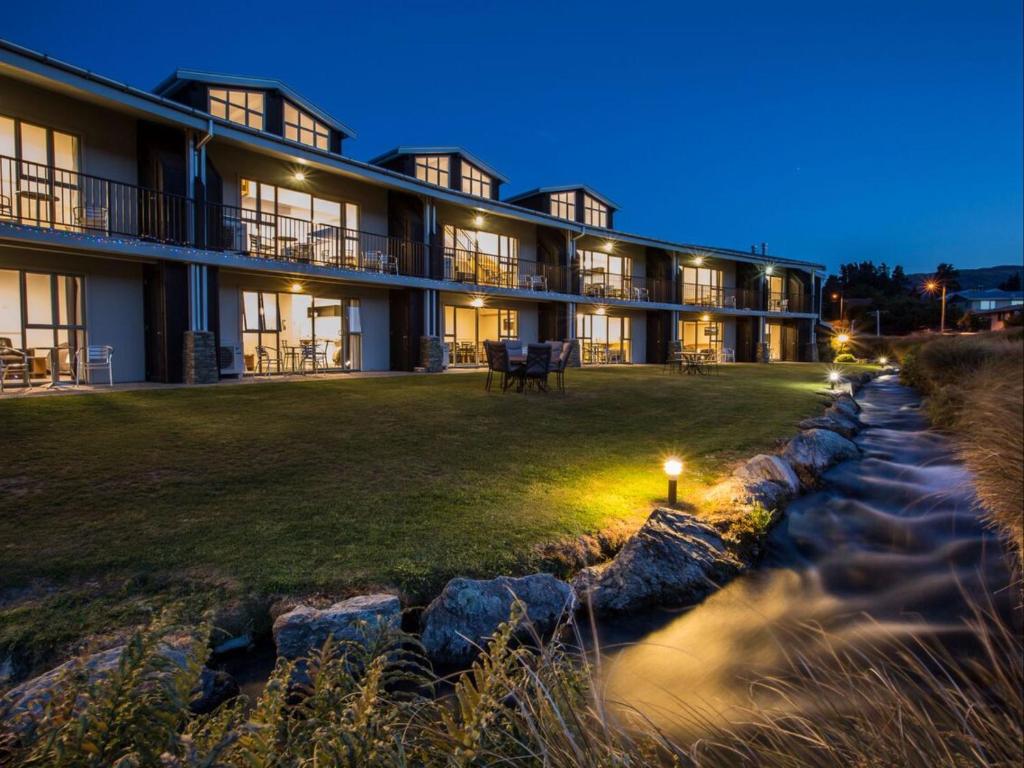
0,363,867,674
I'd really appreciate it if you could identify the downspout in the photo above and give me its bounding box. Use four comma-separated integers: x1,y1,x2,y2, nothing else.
195,118,214,150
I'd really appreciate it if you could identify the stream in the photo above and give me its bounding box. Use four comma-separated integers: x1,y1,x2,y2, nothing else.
597,374,1019,736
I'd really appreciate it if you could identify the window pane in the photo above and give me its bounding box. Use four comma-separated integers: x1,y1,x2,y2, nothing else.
0,117,15,159
25,272,52,325
229,90,245,106
20,123,48,165
248,92,264,112
56,275,83,325
345,203,359,231
261,292,278,330
52,132,79,172
242,291,260,332
278,187,311,219
0,269,21,342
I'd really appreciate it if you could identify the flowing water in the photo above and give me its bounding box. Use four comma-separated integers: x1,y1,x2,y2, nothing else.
598,374,1019,735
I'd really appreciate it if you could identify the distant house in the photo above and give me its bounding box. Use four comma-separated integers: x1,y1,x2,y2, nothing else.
949,289,1024,313
972,306,1023,332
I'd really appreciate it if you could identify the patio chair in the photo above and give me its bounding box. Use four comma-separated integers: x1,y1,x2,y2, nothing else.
548,341,571,393
664,340,684,373
254,345,280,375
721,347,736,363
0,195,12,219
523,344,553,392
0,337,30,391
72,205,109,232
484,340,523,392
74,345,114,386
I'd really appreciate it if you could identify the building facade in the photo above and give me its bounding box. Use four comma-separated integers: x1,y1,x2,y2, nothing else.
0,39,824,385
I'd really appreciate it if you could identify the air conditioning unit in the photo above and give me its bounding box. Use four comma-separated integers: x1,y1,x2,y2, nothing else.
219,345,243,377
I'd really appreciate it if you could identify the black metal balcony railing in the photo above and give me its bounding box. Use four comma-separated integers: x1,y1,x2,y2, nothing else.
578,271,673,303
767,291,811,313
0,155,192,246
201,202,427,277
680,284,762,310
442,247,569,293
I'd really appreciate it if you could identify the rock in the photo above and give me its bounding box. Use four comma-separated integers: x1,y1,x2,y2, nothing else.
190,668,240,714
831,393,861,417
572,508,742,616
799,411,861,438
1,640,236,727
782,428,861,488
420,574,576,666
272,594,402,661
735,454,801,497
210,594,272,656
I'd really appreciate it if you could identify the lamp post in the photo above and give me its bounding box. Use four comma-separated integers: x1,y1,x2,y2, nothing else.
664,458,682,505
831,291,844,321
925,280,947,333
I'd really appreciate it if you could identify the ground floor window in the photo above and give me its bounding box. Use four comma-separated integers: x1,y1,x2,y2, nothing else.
765,321,783,361
443,305,519,366
576,313,630,364
241,289,361,373
0,268,85,382
679,319,723,353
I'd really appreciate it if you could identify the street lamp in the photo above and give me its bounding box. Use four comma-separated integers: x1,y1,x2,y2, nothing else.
831,291,844,320
924,280,947,333
663,458,682,505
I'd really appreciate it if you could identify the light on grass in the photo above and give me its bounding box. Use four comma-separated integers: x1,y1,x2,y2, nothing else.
663,457,683,505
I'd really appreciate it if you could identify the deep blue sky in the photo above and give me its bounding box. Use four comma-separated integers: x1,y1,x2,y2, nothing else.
4,0,1021,273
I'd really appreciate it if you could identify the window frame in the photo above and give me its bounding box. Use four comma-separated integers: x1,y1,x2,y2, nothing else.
549,191,576,221
582,194,609,228
460,160,492,198
208,88,265,131
283,100,330,150
415,155,451,187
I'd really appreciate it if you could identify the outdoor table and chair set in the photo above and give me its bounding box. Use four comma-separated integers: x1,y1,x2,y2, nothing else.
664,340,734,375
483,339,572,394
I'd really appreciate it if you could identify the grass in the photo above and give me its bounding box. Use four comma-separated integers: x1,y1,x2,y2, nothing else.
0,363,868,679
898,331,1024,562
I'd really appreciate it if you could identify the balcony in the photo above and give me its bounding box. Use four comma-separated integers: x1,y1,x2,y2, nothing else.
0,155,192,246
767,292,811,313
201,202,428,277
680,284,761,310
442,248,569,294
579,271,674,303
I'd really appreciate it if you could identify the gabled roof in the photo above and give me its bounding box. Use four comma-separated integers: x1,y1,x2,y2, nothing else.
152,68,357,139
367,146,509,183
504,185,619,211
950,289,1024,301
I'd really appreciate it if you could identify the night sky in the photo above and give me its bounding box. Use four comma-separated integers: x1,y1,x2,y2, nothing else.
3,0,1021,273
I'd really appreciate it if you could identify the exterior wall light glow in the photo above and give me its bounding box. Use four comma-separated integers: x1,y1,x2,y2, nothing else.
603,241,614,252
693,256,704,266
290,282,303,292
701,313,711,322
293,171,306,182
473,215,485,227
595,306,606,316
664,457,683,505
765,265,775,275
470,297,485,308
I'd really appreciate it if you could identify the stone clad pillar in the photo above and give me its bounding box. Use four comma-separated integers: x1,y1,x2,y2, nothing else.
184,330,218,384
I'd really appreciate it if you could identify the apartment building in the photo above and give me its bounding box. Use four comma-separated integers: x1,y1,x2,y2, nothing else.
0,39,824,385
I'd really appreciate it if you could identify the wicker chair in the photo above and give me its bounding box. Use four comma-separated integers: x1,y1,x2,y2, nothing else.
484,340,523,392
523,344,553,392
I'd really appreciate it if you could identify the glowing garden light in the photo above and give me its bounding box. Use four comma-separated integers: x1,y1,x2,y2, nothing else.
663,457,683,505
879,355,889,366
828,369,842,390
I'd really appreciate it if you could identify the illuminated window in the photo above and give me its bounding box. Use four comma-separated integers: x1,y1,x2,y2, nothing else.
576,313,631,364
415,155,450,187
208,88,264,130
443,224,518,287
460,161,492,198
681,266,724,305
549,191,576,220
679,319,723,352
583,194,608,228
284,101,329,150
579,249,632,297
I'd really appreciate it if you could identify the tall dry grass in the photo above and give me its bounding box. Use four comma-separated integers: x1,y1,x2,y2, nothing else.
899,332,1024,563
2,603,1021,767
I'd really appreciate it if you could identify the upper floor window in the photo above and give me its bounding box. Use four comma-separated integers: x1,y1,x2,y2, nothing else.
550,191,576,220
579,249,631,296
460,161,492,198
209,88,265,130
583,194,608,228
681,266,723,305
284,101,329,150
415,155,450,187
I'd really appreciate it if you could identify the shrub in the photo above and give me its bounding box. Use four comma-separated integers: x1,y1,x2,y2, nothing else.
833,353,857,363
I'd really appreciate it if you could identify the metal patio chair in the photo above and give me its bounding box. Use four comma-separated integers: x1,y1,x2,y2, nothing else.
74,345,114,386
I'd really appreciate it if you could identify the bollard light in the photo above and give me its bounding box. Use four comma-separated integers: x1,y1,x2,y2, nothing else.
828,370,841,390
664,457,683,505
879,356,889,366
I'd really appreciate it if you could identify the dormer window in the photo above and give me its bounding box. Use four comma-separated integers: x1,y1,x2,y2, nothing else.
583,194,608,228
284,101,329,150
550,191,576,220
461,161,492,198
208,88,264,130
415,155,450,187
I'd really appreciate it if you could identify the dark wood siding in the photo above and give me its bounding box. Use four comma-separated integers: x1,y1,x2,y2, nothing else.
389,288,424,371
142,261,188,383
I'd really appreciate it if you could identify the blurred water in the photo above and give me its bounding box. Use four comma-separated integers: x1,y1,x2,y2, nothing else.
599,375,1018,735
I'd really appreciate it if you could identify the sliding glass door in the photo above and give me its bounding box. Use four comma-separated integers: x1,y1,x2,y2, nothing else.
443,305,519,366
576,313,631,364
0,268,85,381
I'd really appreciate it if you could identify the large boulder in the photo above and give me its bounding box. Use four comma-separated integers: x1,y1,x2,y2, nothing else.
705,454,800,513
572,508,742,616
830,392,861,418
798,411,861,438
273,594,402,661
782,428,860,488
1,640,236,727
420,574,576,666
